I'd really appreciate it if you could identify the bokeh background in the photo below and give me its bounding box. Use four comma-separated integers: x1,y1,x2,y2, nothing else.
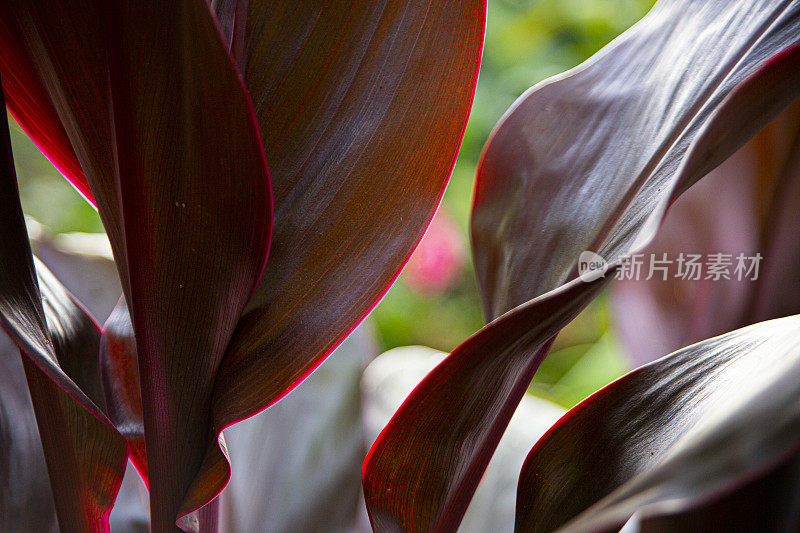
9,0,655,410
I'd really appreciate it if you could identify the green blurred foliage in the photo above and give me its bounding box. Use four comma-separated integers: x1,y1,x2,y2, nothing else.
9,0,653,408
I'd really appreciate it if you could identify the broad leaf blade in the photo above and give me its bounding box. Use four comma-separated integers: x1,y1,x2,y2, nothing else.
516,316,800,532
362,275,609,532
204,0,486,464
19,358,124,533
34,258,106,409
473,1,800,320
0,2,131,299
103,2,273,528
364,2,800,530
2,2,273,528
361,346,565,533
0,20,92,203
1,226,146,533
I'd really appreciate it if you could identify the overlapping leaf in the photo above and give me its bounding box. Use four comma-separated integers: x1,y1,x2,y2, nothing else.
361,346,566,533
0,1,131,299
106,2,272,529
0,95,127,531
1,2,273,530
363,1,800,530
3,1,487,521
363,276,609,531
516,316,800,532
2,221,145,532
0,19,91,203
212,0,486,419
185,0,487,506
472,2,800,318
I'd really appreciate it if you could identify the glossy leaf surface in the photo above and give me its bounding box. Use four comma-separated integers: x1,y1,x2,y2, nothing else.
3,226,149,532
0,1,130,297
0,20,92,203
2,221,149,532
190,0,487,504
472,0,800,317
213,0,485,419
105,2,272,529
364,2,800,530
362,346,565,533
363,276,609,531
3,2,485,520
473,1,800,320
516,316,800,532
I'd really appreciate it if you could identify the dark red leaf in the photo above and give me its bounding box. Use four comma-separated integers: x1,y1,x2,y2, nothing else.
1,2,273,529
190,0,486,504
16,227,149,533
361,346,566,532
516,316,800,532
0,18,92,204
473,4,800,321
362,276,609,532
104,2,272,529
215,0,485,419
364,2,800,530
5,4,485,519
33,259,106,410
0,88,127,531
2,227,149,532
0,2,132,299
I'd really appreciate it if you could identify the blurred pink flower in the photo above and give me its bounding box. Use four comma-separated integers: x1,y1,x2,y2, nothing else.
403,207,466,295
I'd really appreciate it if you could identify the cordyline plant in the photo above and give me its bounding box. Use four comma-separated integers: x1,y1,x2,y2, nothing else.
1,1,800,533
0,1,484,531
